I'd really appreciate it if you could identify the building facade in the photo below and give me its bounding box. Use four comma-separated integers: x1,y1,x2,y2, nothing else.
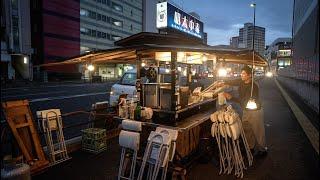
1,0,33,82
30,0,142,81
238,23,265,56
277,0,319,115
80,0,142,79
229,36,239,48
265,38,292,74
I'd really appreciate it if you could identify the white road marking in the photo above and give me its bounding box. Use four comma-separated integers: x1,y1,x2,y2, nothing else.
30,92,110,103
275,79,319,154
3,91,66,98
1,82,115,91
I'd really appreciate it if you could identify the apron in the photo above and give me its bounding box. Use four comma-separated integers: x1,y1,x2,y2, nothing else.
242,108,266,151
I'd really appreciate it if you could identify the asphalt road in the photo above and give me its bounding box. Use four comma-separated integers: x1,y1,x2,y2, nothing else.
1,82,115,139
33,78,319,180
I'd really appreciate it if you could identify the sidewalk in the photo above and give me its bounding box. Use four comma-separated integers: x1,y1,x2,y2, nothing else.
33,78,319,180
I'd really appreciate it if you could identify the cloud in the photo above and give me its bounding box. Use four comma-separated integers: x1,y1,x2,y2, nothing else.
205,26,239,46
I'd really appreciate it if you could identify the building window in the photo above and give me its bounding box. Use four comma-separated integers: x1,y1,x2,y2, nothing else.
89,11,96,19
102,15,106,22
80,27,89,35
130,10,133,16
112,2,123,12
12,16,20,52
97,13,101,20
80,9,89,16
81,46,90,53
102,0,106,4
102,32,107,39
97,31,101,38
111,35,121,41
130,24,133,31
91,30,96,37
112,18,123,27
11,0,18,10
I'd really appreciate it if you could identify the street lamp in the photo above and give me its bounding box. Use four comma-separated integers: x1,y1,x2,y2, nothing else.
23,57,28,64
246,3,258,110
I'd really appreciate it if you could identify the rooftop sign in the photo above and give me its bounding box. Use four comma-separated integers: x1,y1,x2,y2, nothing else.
156,2,204,39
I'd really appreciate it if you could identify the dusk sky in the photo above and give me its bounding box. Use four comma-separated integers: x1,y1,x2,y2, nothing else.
170,0,293,46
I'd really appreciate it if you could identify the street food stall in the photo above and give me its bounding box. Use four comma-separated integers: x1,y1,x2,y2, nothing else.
38,2,268,178
40,31,268,178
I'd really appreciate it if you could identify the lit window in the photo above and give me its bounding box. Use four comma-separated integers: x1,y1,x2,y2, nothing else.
81,46,89,52
112,35,121,41
112,2,123,12
113,20,122,27
80,9,89,16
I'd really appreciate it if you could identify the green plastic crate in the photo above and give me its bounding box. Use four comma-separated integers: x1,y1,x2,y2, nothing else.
82,137,107,153
81,128,106,140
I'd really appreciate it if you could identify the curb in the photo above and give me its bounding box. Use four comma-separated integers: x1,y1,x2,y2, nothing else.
274,78,319,154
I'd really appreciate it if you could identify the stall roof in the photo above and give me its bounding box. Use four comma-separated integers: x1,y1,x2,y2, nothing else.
38,32,268,67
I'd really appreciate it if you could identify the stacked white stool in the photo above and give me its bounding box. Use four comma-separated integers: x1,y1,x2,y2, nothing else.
137,127,178,180
118,120,142,180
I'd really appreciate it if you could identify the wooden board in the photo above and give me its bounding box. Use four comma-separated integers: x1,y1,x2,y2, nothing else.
2,100,49,174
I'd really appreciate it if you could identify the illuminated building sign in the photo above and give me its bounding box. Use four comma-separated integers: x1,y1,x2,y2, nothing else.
156,2,204,39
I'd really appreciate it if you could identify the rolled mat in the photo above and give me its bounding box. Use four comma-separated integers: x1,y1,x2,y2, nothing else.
122,119,142,132
119,130,140,151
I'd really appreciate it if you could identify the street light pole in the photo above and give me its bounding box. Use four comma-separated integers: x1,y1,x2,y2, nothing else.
246,3,258,110
251,3,256,98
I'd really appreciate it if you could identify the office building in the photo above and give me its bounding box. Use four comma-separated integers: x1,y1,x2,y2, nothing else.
238,23,265,56
277,0,318,115
229,36,239,48
80,0,143,79
31,0,143,80
265,38,292,74
1,0,33,82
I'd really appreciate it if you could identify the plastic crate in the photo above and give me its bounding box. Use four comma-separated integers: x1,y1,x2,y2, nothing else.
82,137,107,153
81,128,106,140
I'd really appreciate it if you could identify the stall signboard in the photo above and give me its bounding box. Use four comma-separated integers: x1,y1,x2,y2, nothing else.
156,2,204,39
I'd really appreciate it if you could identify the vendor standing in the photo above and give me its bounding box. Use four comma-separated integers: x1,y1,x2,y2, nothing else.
218,65,267,156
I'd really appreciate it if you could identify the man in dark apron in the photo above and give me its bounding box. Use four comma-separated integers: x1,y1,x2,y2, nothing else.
218,65,267,156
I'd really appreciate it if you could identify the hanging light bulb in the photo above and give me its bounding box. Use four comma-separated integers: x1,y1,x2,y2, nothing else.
165,68,170,73
217,68,227,77
266,71,273,77
246,98,257,110
87,64,94,71
141,62,146,67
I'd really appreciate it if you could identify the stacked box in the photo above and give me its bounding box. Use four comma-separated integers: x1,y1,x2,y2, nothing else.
81,128,106,153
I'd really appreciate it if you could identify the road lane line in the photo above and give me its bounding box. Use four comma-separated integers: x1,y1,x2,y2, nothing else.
3,91,66,98
30,92,109,102
275,79,319,154
1,82,116,91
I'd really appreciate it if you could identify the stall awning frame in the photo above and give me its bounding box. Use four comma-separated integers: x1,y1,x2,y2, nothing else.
37,33,268,67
